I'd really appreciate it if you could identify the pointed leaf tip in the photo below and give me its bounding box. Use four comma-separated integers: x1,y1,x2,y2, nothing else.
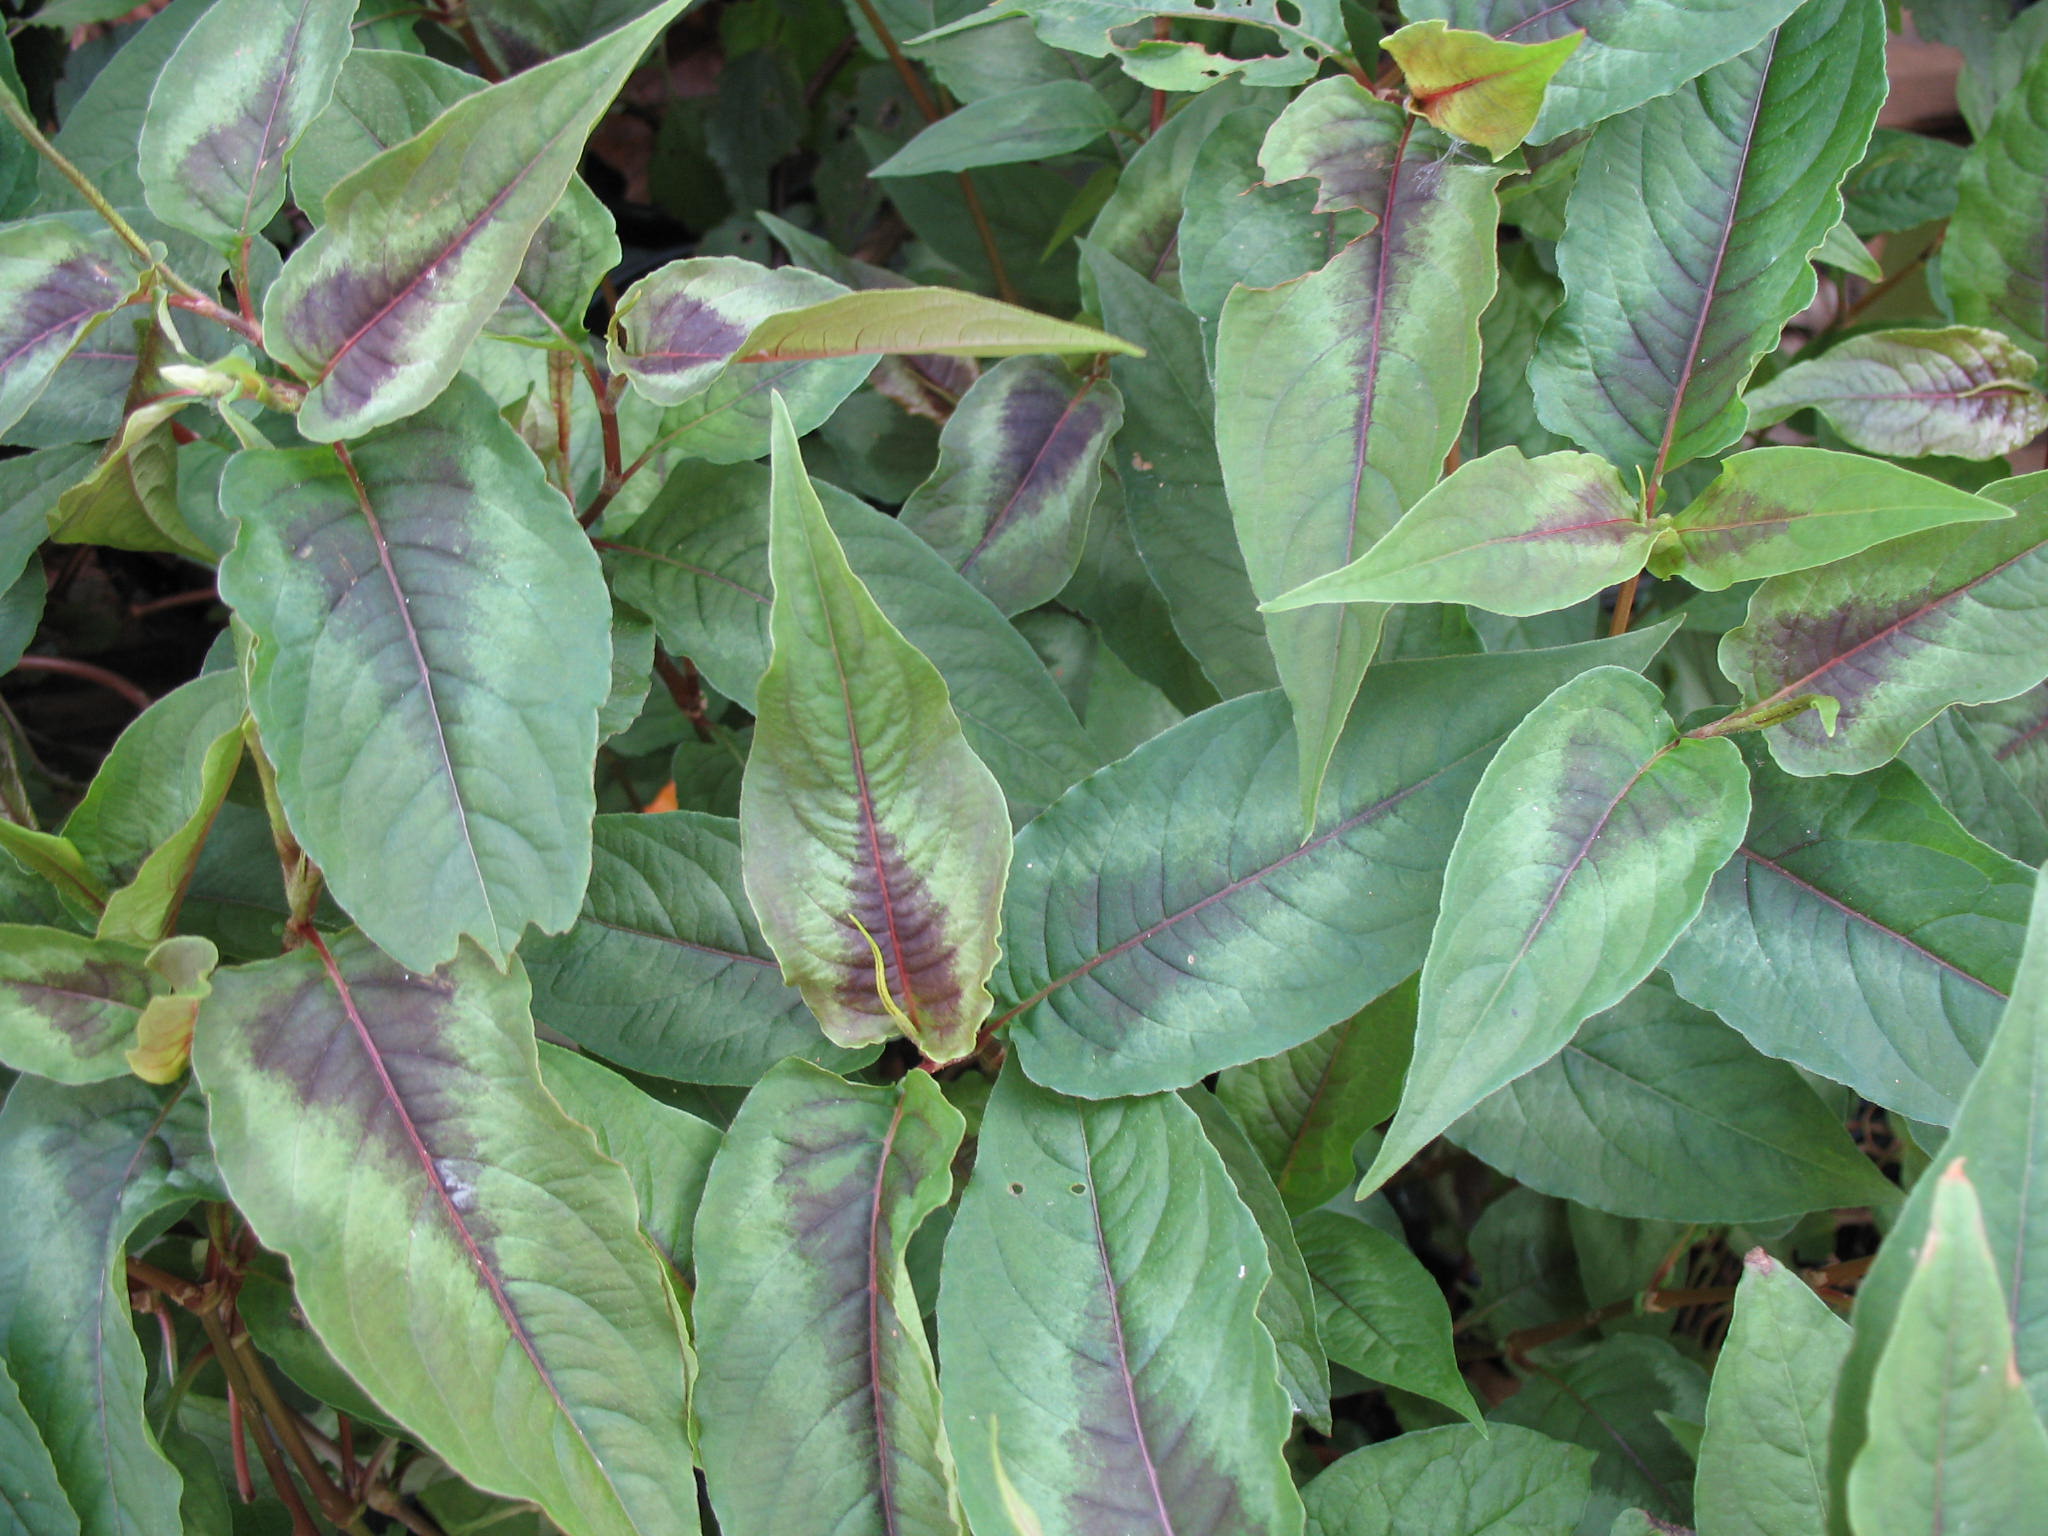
1383,19,1583,159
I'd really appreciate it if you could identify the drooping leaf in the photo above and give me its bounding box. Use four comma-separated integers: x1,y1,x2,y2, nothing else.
1400,0,1808,143
1664,739,2033,1127
216,376,612,973
739,396,1010,1065
1717,475,2048,777
44,396,213,562
1295,1212,1479,1423
608,256,859,405
957,0,1348,90
1845,1167,2048,1536
1216,80,1502,823
899,356,1122,616
1694,1250,1850,1536
1380,19,1581,159
1214,976,1416,1217
997,628,1675,1099
523,812,878,1087
193,934,699,1536
121,936,215,1085
137,0,355,256
0,1075,214,1536
1451,975,1893,1224
1181,1086,1332,1431
1743,328,2048,462
96,724,242,948
0,220,134,440
1528,0,1885,480
1262,448,1651,618
533,1044,721,1273
261,0,688,438
1944,38,2048,361
872,80,1118,176
601,458,1098,822
1648,446,2013,591
0,926,150,1083
1081,242,1277,700
1301,1423,1595,1536
1361,667,1748,1194
694,1061,966,1536
938,1068,1304,1536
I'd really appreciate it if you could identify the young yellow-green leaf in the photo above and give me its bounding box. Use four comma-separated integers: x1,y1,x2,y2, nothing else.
1216,80,1503,825
1361,666,1749,1195
0,926,151,1083
1262,447,1650,618
1295,1212,1480,1424
1529,0,1885,478
901,357,1121,617
1381,19,1581,159
694,1061,967,1536
0,220,134,440
123,935,216,1084
1743,327,2048,461
1845,1166,2048,1536
262,0,687,438
1649,447,2013,591
1401,0,1807,144
872,80,1119,176
736,288,1142,365
952,0,1346,91
194,934,698,1536
137,0,354,257
1944,38,2048,361
44,396,213,563
1717,475,2048,777
1301,1422,1595,1536
938,1069,1304,1536
608,256,855,405
1215,977,1416,1217
217,377,611,973
1695,1251,1850,1536
740,396,1011,1066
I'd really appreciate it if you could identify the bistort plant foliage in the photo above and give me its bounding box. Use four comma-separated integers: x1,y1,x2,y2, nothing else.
2,0,2047,1530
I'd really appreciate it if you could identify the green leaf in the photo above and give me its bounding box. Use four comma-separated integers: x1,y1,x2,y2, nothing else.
1362,667,1748,1194
735,287,1142,364
694,1061,966,1535
0,1351,76,1536
958,0,1347,90
1694,1250,1850,1536
1214,976,1415,1217
997,629,1676,1099
1400,0,1808,144
97,724,242,947
1451,975,1893,1224
1216,80,1502,823
217,376,611,973
523,812,879,1086
1664,740,2033,1127
45,396,214,562
1381,20,1581,159
1842,128,1965,236
290,47,620,340
0,926,149,1083
262,0,687,438
872,80,1118,176
1648,447,2014,590
0,825,108,924
1744,329,2048,462
0,1076,213,1536
1716,474,2048,777
608,255,856,405
1812,217,1881,280
1262,448,1652,618
464,0,674,74
1081,242,1277,700
1296,1212,1480,1424
0,220,135,440
1301,1423,1595,1536
534,1043,721,1273
193,934,698,1536
601,459,1098,822
938,1068,1304,1536
1181,1086,1332,1431
1945,38,2048,361
1845,1166,2048,1536
1528,0,1885,478
0,445,96,590
137,0,355,254
1900,710,2048,866
739,396,1010,1065
900,357,1122,616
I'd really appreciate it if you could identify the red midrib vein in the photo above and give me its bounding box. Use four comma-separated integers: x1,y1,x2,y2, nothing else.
1081,1121,1176,1535
308,936,608,1474
1499,0,1582,39
959,378,1098,576
235,0,317,240
866,1095,910,1534
1344,115,1418,556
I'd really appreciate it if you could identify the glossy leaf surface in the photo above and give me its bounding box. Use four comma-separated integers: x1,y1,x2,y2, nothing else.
1295,1212,1479,1422
1301,1423,1594,1536
1380,19,1581,158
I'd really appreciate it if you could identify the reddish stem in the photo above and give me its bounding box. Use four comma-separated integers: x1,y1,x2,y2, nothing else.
9,656,151,711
